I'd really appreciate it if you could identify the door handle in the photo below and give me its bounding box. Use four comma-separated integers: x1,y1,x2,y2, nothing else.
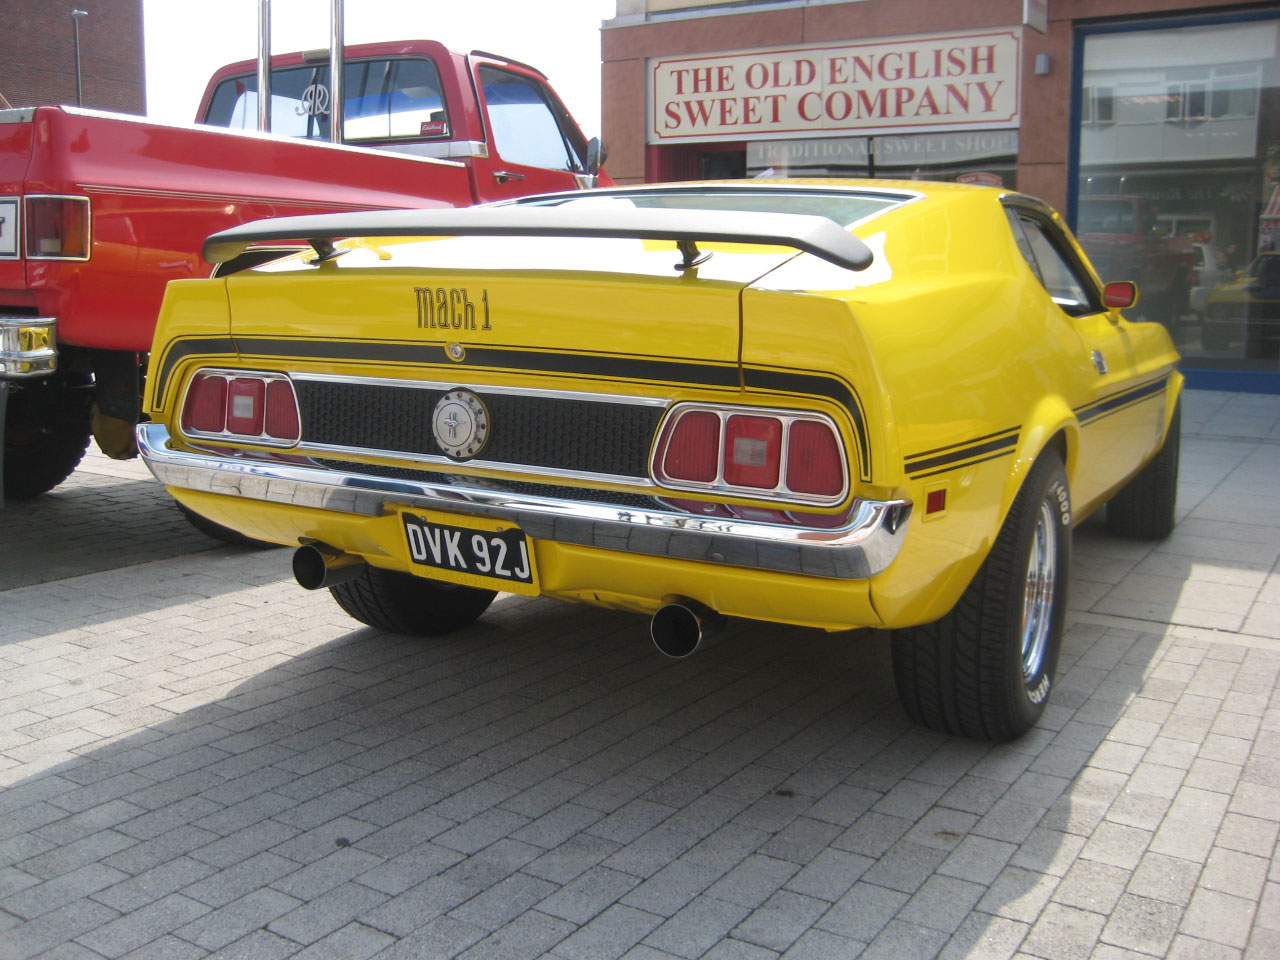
494,170,527,185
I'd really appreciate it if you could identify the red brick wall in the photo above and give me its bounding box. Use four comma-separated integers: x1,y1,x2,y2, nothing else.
1,0,144,114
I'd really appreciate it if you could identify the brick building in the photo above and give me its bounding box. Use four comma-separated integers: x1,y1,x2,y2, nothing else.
0,0,144,113
601,0,1280,391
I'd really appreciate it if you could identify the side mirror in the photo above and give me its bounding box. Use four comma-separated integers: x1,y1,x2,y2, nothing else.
1103,281,1138,310
586,137,608,174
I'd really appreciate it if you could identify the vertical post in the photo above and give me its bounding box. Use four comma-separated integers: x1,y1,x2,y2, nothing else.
329,0,344,143
257,0,272,132
71,9,88,107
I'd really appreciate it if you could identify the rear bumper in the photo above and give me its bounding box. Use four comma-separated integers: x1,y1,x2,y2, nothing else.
137,423,911,580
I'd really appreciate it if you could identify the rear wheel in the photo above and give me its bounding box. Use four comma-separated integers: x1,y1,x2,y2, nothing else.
330,565,496,635
892,448,1070,741
1106,400,1179,540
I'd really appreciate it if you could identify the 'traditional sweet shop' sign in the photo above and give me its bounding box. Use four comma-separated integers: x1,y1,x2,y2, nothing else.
648,29,1021,143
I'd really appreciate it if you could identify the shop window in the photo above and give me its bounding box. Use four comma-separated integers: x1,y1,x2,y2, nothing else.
1082,86,1114,125
1076,14,1280,375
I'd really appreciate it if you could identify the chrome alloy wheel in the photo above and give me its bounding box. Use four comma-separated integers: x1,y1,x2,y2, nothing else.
1020,499,1058,683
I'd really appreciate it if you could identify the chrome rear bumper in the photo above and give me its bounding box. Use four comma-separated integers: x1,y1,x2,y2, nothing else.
137,423,911,580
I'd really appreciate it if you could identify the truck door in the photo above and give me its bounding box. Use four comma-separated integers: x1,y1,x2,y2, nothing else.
470,59,591,196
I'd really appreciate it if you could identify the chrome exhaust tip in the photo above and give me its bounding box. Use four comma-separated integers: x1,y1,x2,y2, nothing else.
292,542,366,591
650,597,725,659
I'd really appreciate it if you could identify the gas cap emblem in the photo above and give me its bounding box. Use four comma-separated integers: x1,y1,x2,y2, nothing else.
432,390,490,460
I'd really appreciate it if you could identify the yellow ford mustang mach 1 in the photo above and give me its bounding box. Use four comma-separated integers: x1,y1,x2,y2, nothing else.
138,180,1181,741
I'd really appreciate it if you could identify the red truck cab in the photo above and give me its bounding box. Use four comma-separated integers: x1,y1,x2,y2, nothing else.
0,40,606,501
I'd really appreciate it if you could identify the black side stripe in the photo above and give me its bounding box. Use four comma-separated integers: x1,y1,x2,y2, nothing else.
903,372,1173,481
905,429,1019,478
1076,374,1169,424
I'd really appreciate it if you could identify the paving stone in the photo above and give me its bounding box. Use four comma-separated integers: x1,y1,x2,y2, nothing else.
643,895,752,959
1021,901,1108,960
1052,859,1130,914
1100,892,1183,955
1180,888,1258,950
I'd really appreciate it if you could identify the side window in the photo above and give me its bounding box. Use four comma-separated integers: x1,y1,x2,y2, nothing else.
477,66,580,171
205,57,447,143
1005,208,1096,316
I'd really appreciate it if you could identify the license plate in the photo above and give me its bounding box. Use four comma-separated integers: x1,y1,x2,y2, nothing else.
402,512,534,587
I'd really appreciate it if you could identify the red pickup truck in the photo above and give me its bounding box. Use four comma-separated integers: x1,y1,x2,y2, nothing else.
0,40,605,500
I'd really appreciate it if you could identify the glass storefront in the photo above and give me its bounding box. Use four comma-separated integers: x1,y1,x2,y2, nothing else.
1074,13,1280,376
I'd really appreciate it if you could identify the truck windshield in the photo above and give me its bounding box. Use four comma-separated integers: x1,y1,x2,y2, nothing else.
204,57,448,142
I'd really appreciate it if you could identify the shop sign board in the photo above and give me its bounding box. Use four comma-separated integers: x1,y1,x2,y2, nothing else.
649,29,1021,144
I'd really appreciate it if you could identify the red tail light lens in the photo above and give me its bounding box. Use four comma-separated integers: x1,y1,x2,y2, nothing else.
265,379,301,441
724,415,781,489
226,378,266,436
786,420,844,496
652,404,848,505
183,374,227,434
25,196,90,260
660,410,720,482
180,370,300,446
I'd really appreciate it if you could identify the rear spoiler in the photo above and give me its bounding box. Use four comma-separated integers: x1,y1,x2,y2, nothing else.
202,205,876,273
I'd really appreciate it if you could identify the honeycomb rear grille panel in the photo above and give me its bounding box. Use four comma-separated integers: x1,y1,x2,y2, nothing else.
295,380,664,478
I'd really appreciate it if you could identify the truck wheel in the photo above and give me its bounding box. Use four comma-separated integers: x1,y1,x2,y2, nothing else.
1106,400,1179,540
892,449,1070,741
330,565,496,635
3,392,92,500
175,502,281,548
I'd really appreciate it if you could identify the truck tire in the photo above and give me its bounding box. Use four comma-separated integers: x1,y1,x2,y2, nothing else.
175,502,281,548
3,388,92,500
1106,400,1179,540
892,448,1070,741
330,565,496,635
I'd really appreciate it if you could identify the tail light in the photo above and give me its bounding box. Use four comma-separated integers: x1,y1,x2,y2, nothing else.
653,403,848,504
25,195,90,260
180,370,300,446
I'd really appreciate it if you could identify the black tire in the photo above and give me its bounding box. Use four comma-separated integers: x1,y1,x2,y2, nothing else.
1106,400,1180,540
330,565,496,635
3,386,92,500
176,502,282,548
892,448,1071,741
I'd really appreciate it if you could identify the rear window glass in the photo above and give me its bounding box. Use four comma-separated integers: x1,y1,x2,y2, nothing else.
517,188,909,228
205,57,447,142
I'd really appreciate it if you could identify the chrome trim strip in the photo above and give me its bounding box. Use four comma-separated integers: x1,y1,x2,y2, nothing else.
290,371,672,407
138,423,910,579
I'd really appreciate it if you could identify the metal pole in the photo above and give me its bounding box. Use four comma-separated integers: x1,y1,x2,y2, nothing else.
329,0,344,143
257,0,271,132
71,9,88,106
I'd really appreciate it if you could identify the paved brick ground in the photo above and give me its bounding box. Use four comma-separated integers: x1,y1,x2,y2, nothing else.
1,389,1277,960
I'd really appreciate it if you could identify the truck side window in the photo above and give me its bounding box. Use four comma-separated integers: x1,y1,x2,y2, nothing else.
205,57,447,143
477,66,581,172
1006,208,1095,316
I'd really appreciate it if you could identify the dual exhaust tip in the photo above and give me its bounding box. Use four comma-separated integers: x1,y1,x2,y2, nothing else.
292,544,724,658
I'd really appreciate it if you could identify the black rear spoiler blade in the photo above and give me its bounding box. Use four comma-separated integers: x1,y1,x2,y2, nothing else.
202,205,875,272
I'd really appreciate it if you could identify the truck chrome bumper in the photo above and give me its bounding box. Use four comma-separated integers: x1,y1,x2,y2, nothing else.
137,423,911,580
0,317,57,378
